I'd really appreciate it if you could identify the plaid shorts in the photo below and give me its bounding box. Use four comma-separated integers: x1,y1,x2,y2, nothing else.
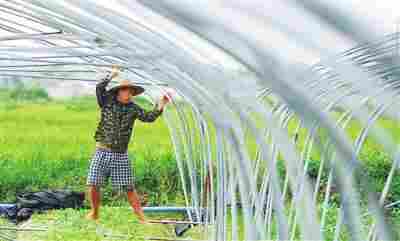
87,149,134,190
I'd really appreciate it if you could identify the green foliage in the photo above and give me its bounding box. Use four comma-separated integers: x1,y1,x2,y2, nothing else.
9,207,202,241
0,95,178,204
0,154,181,205
10,86,48,101
0,158,87,202
299,150,400,206
63,96,98,112
0,85,49,102
306,158,326,180
135,151,181,205
0,95,172,164
1,93,400,233
360,150,400,203
0,86,49,112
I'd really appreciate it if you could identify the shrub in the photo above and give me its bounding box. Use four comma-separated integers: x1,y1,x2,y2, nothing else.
134,151,181,205
360,150,400,204
273,151,400,207
1,85,49,102
0,151,181,206
300,150,400,206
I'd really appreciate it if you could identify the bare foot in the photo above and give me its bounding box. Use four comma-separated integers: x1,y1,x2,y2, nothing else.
86,211,99,221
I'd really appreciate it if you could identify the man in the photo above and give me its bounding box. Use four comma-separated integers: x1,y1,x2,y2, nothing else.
86,65,169,223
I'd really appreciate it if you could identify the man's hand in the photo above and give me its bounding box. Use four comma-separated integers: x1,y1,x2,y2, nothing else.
110,65,120,79
157,94,171,111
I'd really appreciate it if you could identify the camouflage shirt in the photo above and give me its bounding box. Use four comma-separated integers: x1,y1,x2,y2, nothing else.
94,75,163,153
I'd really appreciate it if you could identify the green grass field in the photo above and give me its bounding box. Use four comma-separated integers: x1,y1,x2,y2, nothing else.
0,207,205,241
0,89,186,240
0,96,172,162
0,89,179,205
1,88,400,203
2,87,400,240
1,202,399,241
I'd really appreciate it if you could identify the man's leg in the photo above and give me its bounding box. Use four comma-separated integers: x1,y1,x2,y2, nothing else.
87,185,101,221
86,149,108,221
111,152,146,223
126,187,146,223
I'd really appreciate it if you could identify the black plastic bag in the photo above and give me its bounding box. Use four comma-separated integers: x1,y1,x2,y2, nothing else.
16,190,85,212
0,190,85,223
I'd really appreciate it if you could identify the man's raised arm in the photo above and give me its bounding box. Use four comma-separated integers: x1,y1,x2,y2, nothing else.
135,95,170,122
96,65,120,108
